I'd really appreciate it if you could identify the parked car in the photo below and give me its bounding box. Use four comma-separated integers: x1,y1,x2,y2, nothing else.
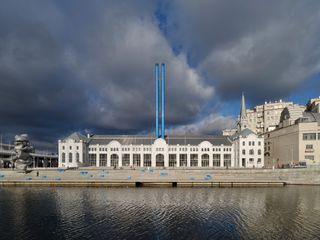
293,162,307,168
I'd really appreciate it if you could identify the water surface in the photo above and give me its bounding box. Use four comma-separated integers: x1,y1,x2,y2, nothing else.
0,186,319,239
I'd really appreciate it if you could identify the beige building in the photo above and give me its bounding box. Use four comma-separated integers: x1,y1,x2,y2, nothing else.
223,94,305,136
246,100,305,134
264,111,320,168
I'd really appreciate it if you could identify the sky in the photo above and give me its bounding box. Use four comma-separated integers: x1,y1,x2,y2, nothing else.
0,0,320,152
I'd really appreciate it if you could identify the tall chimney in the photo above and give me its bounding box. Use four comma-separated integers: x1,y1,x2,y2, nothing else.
155,63,159,138
161,63,165,139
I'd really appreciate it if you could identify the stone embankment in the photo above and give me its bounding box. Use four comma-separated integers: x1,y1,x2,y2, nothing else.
0,168,319,187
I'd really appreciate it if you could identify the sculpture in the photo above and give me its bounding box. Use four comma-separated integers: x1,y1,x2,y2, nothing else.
12,134,33,172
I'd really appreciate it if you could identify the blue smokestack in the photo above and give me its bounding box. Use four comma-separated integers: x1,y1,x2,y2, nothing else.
155,63,159,138
161,63,165,139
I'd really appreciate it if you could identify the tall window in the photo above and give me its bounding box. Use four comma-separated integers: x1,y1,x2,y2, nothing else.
122,154,130,166
258,149,261,155
169,154,177,167
190,154,198,167
62,153,65,163
111,154,119,167
179,154,187,167
143,154,151,167
76,152,80,162
88,154,96,166
133,154,141,167
201,154,209,167
69,153,72,163
249,149,254,155
242,149,246,155
156,154,164,167
213,154,220,167
99,154,107,166
224,154,231,167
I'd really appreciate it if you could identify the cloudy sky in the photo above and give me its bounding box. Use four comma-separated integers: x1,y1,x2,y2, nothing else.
0,0,320,151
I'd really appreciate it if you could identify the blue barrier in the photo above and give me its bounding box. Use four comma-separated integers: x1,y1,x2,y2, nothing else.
127,176,132,180
80,171,88,175
26,177,32,180
160,172,168,176
203,174,213,181
56,169,65,172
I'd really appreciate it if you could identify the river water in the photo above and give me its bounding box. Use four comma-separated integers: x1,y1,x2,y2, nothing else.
0,186,319,240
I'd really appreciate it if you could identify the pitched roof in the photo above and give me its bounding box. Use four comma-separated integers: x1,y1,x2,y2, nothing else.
231,128,256,139
88,135,232,146
64,132,88,142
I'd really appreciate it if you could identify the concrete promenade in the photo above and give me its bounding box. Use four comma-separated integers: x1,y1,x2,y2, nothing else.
0,167,319,187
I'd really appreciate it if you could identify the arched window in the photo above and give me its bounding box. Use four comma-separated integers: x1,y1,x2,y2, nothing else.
69,153,72,163
62,153,65,163
156,154,164,167
111,154,119,167
249,149,254,155
201,154,209,167
76,152,80,162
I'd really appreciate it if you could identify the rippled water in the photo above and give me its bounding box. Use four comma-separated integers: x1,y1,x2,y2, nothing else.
0,186,319,240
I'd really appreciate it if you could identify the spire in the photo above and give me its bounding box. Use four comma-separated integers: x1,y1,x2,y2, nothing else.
240,92,246,120
238,92,248,131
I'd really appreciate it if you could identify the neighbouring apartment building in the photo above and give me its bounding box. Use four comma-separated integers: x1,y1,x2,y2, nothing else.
223,93,305,135
264,97,320,167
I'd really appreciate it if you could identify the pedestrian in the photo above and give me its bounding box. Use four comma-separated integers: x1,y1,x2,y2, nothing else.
37,171,39,177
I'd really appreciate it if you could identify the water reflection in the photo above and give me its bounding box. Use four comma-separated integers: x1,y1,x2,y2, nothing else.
0,186,319,239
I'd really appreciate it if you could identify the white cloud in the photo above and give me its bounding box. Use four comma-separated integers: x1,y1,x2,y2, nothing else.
168,113,235,135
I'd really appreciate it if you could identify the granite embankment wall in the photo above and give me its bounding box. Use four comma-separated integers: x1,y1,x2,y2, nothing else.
0,168,319,187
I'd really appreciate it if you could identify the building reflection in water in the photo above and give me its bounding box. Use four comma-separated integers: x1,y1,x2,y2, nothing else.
0,186,319,239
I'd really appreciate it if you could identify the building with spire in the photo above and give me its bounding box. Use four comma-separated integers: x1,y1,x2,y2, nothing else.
227,93,265,168
223,94,304,136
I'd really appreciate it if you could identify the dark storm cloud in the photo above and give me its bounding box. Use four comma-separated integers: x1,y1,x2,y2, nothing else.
1,0,320,150
166,0,320,103
0,0,213,150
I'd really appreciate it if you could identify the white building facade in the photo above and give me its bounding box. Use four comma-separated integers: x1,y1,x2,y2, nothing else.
58,134,236,168
232,129,264,168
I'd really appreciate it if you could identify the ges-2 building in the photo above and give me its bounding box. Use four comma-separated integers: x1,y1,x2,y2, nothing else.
58,64,264,169
58,134,234,168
